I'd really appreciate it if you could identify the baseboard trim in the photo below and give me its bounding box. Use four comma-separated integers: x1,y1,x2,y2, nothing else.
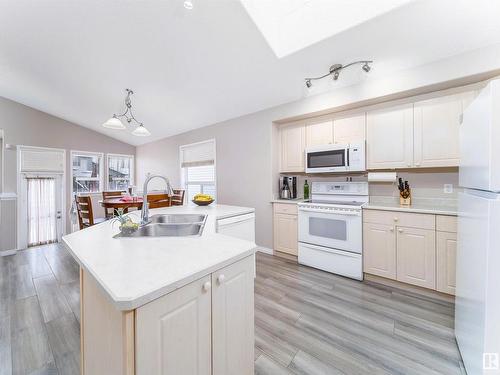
364,273,455,303
255,246,273,255
0,249,18,256
273,250,298,262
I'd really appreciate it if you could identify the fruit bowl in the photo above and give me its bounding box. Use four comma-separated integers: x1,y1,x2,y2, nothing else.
192,198,214,206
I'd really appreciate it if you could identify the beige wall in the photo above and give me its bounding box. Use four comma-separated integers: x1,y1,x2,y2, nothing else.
0,96,135,250
136,46,500,249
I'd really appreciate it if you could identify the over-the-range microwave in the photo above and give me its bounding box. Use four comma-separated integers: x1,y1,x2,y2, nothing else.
305,142,366,173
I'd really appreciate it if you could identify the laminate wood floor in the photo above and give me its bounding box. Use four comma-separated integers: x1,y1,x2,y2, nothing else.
0,244,465,375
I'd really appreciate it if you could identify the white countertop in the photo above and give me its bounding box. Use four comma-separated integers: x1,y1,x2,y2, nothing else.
62,204,256,310
363,200,458,216
270,198,304,205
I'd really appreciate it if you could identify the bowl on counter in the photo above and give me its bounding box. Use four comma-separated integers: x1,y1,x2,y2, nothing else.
192,199,214,206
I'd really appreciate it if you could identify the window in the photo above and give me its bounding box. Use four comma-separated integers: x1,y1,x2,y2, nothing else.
71,151,103,194
107,154,134,191
180,140,216,201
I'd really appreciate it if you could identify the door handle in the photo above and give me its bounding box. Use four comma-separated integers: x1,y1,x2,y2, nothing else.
389,227,394,232
398,228,403,233
217,274,225,285
202,282,211,292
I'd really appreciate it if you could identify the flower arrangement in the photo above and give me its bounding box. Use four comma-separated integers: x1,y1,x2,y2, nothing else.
111,208,139,235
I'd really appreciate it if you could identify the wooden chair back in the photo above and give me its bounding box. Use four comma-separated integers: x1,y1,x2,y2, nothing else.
102,191,127,218
75,195,95,229
147,193,172,209
171,189,185,206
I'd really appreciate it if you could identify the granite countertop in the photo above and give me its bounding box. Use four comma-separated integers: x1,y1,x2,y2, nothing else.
62,204,256,310
363,199,458,216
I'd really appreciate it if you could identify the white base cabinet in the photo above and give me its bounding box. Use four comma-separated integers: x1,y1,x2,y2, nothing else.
80,255,255,375
273,203,298,256
363,209,457,295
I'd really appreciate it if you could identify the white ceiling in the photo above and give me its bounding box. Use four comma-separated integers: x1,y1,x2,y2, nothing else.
1,0,500,146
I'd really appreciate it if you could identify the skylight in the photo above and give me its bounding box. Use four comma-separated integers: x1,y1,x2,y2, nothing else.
241,0,413,58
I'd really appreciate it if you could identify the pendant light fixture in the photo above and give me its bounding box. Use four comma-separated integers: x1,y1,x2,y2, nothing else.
102,89,150,137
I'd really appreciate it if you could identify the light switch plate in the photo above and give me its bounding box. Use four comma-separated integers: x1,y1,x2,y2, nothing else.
444,184,453,194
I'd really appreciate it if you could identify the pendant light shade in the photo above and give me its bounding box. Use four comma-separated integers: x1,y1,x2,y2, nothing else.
132,124,151,137
102,116,125,130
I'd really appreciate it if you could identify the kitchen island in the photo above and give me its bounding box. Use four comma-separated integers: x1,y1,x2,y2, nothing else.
62,204,256,375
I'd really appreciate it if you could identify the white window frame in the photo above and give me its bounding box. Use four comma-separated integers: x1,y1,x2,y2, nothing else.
106,153,135,191
70,150,104,196
179,139,217,201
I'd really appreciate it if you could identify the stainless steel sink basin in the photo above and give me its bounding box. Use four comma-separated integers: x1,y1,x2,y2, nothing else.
149,214,206,224
115,214,207,238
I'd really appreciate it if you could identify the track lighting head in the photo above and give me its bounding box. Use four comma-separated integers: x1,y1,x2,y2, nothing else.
304,60,373,88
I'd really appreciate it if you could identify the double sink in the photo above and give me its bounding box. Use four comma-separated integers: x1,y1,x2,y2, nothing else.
116,214,207,238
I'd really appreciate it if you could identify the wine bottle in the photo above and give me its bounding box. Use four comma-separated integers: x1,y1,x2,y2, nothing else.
304,180,310,200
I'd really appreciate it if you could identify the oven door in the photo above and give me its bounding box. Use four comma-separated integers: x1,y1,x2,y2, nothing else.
298,207,362,253
305,147,348,173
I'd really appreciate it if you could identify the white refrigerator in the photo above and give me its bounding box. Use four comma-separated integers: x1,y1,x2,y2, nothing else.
456,79,500,375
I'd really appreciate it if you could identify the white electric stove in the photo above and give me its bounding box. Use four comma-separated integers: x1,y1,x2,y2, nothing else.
297,181,368,280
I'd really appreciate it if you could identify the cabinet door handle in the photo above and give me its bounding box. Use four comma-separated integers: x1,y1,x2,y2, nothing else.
415,162,421,167
398,228,403,233
389,227,394,232
393,217,399,222
217,274,225,284
202,281,211,292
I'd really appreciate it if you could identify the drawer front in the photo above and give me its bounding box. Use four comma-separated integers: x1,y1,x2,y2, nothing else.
363,209,435,230
436,215,457,233
273,203,298,215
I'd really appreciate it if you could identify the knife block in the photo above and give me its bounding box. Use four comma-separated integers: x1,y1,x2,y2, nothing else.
399,192,411,206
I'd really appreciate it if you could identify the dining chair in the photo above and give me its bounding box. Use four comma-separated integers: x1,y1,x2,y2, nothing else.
147,193,172,209
102,191,127,218
171,189,185,206
75,195,105,230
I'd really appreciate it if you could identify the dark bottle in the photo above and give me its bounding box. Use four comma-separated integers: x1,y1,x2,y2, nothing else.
304,180,310,200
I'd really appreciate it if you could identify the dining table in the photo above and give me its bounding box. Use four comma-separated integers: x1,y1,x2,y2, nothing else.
99,197,144,211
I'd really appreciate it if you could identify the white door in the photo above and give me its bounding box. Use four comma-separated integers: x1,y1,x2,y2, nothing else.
20,174,64,248
333,114,366,144
366,104,413,169
136,275,212,375
305,119,333,147
298,208,362,253
212,256,254,375
396,226,436,289
362,222,396,279
280,122,306,172
414,94,463,167
455,190,500,375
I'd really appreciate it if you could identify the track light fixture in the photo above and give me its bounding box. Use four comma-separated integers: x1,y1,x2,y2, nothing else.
305,60,373,88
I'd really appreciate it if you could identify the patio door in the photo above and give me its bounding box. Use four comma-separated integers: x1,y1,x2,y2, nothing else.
25,175,63,247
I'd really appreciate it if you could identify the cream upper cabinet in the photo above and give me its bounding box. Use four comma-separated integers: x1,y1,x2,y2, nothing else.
363,222,396,279
396,227,436,289
413,94,464,167
366,104,414,169
305,119,333,147
212,255,254,375
280,122,306,172
333,114,366,144
436,230,457,295
136,275,212,375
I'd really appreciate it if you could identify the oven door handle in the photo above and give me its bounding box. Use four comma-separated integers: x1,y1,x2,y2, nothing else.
298,207,361,216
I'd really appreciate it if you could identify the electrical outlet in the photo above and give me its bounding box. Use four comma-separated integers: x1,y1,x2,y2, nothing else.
444,184,453,194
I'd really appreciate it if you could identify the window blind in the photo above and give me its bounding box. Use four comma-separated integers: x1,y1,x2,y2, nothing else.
180,140,215,168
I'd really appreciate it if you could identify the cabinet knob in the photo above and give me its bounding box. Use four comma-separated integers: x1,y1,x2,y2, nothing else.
415,162,421,167
202,281,211,292
390,227,394,232
393,217,399,222
217,274,225,284
398,228,403,233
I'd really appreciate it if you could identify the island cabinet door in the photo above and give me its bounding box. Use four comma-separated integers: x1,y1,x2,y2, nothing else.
135,275,212,375
212,255,255,375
